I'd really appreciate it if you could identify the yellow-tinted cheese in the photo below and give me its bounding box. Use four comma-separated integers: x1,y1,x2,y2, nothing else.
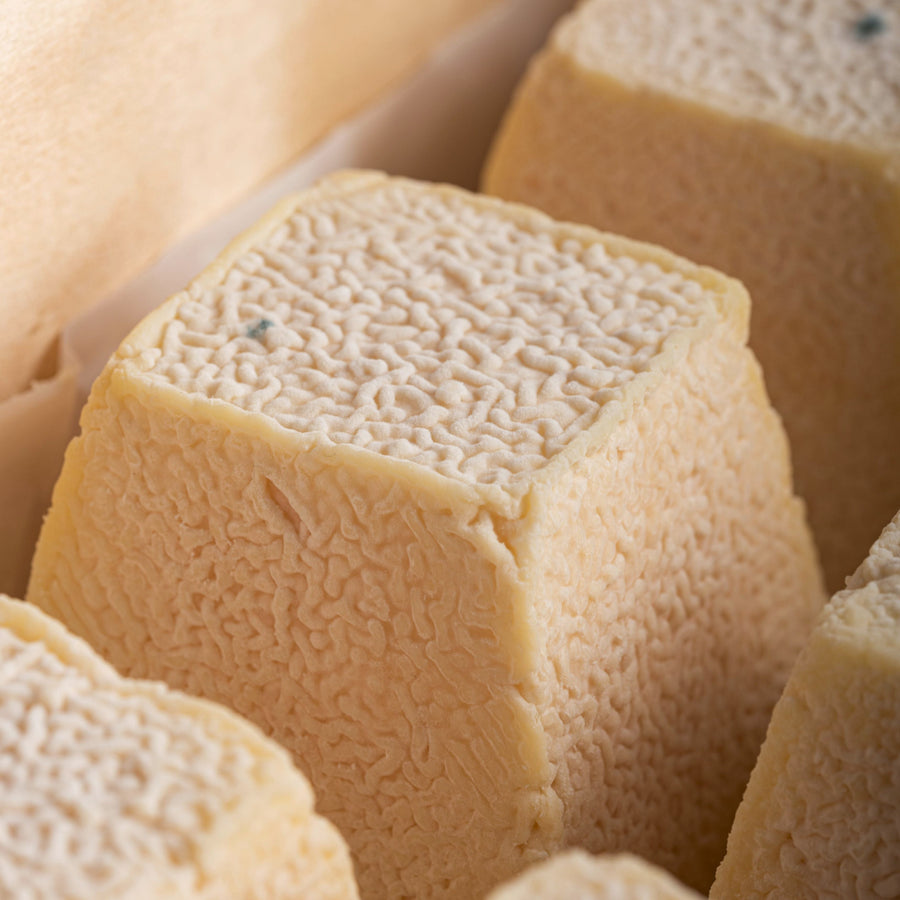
711,511,900,899
483,0,900,590
0,594,358,900
28,171,824,897
487,851,702,899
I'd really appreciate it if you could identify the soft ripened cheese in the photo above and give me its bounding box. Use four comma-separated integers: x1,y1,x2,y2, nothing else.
710,512,900,899
0,594,358,900
487,851,702,899
28,171,824,897
482,0,900,591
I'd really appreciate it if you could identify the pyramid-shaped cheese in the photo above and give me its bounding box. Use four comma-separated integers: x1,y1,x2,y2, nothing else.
710,512,900,899
483,0,900,591
487,851,702,899
0,594,358,900
28,171,824,896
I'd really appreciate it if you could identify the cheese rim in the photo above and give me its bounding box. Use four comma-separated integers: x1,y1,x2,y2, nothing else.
104,170,749,520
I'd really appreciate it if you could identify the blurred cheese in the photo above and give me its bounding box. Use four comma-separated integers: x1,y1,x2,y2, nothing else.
0,594,358,900
27,171,824,896
711,512,900,899
483,0,900,591
0,0,507,401
487,851,702,899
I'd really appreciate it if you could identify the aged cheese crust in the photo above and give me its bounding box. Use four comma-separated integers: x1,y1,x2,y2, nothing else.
710,512,900,899
487,851,702,899
28,171,824,897
0,595,358,900
483,0,900,590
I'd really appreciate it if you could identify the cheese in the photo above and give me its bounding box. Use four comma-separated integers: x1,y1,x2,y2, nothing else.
487,851,702,899
27,170,824,896
0,0,510,402
0,593,358,900
482,0,900,591
710,512,900,899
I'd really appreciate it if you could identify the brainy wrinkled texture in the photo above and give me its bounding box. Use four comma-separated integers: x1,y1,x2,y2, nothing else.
0,595,358,900
483,0,900,591
711,511,900,900
28,171,824,898
134,175,712,500
487,851,703,899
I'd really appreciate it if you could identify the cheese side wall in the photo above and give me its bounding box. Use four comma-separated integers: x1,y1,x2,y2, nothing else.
533,323,822,888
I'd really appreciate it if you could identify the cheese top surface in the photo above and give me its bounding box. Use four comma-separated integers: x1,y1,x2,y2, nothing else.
124,174,721,494
0,597,297,899
558,0,900,148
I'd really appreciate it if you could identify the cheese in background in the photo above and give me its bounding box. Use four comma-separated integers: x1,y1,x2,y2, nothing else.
28,171,824,897
487,851,702,899
0,0,515,403
710,512,900,899
0,337,79,598
482,0,900,591
0,594,359,900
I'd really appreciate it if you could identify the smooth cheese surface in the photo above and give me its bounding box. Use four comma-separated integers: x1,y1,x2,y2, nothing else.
0,595,358,900
710,511,900,899
28,171,824,898
487,851,703,899
483,0,900,591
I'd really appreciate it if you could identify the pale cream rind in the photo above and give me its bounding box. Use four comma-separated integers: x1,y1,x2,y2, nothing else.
711,511,900,899
483,0,900,590
0,594,358,900
487,851,702,899
28,171,824,897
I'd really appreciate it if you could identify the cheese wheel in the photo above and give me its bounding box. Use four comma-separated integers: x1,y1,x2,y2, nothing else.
0,594,358,900
482,0,900,591
487,851,702,899
710,511,900,899
0,0,505,402
28,171,824,896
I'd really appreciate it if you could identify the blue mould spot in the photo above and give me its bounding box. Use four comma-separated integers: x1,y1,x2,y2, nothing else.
247,318,275,340
853,11,886,39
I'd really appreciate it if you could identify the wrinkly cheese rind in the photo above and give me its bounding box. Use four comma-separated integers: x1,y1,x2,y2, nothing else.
483,0,900,591
29,171,823,897
487,851,703,899
0,594,358,900
558,0,900,148
0,0,509,401
710,512,900,899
